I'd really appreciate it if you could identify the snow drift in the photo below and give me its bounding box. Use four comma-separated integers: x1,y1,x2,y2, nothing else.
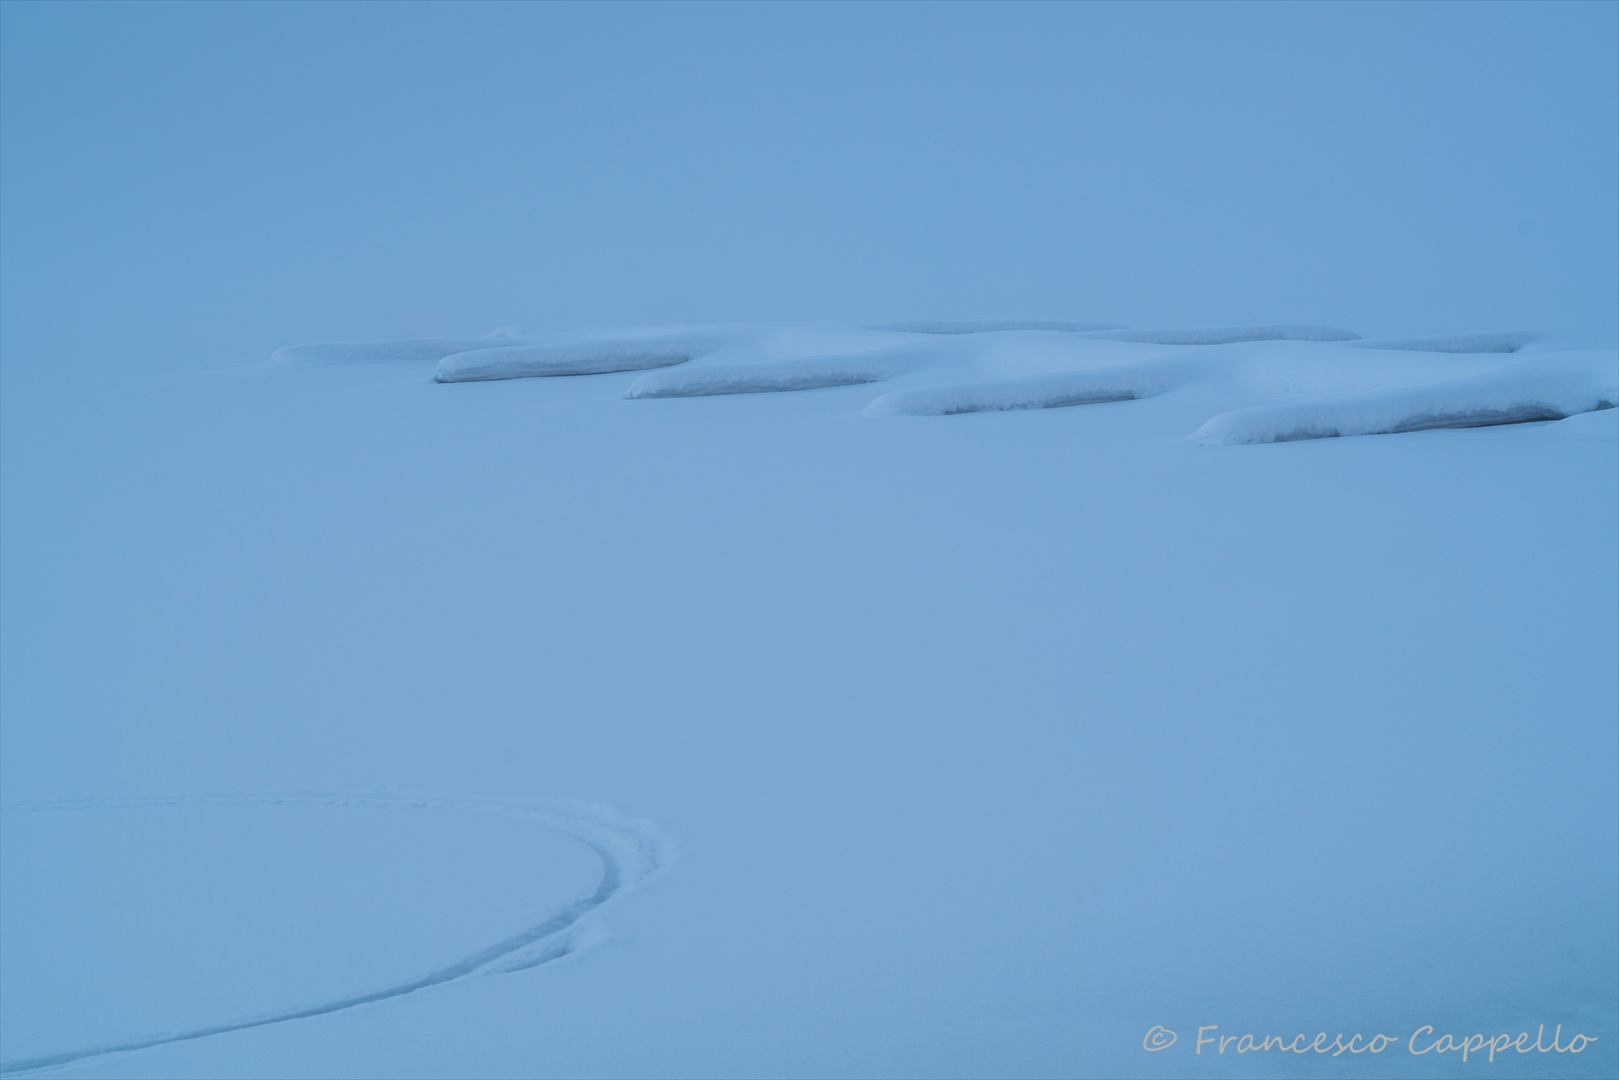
279,321,1617,443
1191,350,1619,444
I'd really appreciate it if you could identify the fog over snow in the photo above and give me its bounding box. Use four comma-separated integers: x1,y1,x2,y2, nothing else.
2,4,1615,1079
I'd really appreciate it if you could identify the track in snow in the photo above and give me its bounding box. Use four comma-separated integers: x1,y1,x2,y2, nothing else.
0,792,677,1076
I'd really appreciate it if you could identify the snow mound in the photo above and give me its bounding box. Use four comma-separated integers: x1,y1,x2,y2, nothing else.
434,328,743,383
625,347,927,398
866,320,1120,334
1191,350,1619,444
274,338,532,365
867,339,1618,441
619,325,1143,398
1347,330,1557,354
1079,324,1361,345
275,321,1616,446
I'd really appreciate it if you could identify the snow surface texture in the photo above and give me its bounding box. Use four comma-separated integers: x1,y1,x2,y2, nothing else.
275,321,1619,440
4,319,1614,1080
0,794,676,1077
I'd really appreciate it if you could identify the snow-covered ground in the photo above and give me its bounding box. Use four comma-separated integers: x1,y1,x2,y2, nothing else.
2,322,1614,1077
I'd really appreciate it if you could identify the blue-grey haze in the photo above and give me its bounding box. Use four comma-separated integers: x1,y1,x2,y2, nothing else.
2,0,1616,377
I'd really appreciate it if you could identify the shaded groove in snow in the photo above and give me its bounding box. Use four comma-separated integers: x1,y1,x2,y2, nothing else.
434,343,698,382
431,327,749,383
0,793,677,1077
865,357,1191,416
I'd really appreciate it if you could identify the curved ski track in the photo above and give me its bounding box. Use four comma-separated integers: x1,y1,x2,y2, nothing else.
0,792,677,1076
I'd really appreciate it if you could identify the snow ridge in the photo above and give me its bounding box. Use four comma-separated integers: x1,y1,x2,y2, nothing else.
1347,330,1558,354
274,323,1619,442
0,792,678,1077
625,345,931,397
1191,350,1619,444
